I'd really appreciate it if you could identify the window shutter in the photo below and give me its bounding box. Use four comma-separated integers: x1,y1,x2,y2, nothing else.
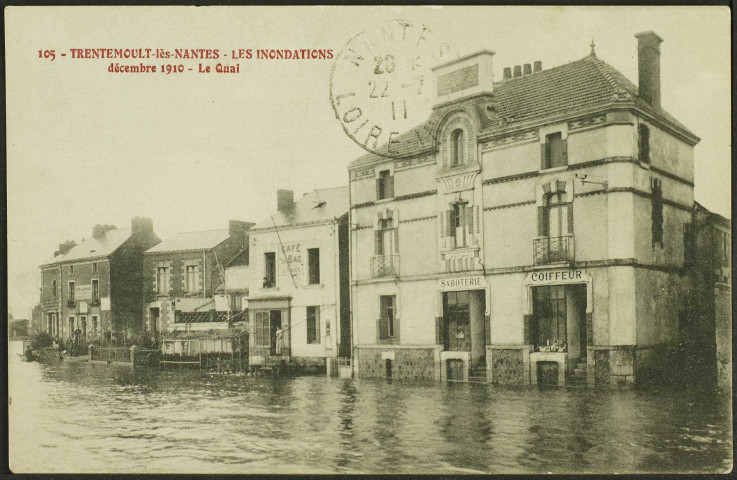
374,230,381,255
540,142,547,170
446,210,452,237
387,175,394,198
567,203,574,235
439,213,445,238
393,228,399,253
375,178,381,200
538,206,545,236
467,204,474,233
561,138,568,165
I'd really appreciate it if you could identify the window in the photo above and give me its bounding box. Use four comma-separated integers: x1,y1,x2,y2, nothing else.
254,311,270,347
450,129,465,167
532,285,567,351
91,315,99,337
307,248,320,284
91,279,99,302
186,265,198,292
92,262,98,273
51,280,57,297
683,223,695,266
306,306,320,344
541,132,567,169
449,202,471,247
721,231,730,266
156,267,169,294
379,295,396,340
68,281,75,302
651,178,663,247
376,218,396,256
263,252,276,288
376,170,394,200
542,192,570,238
639,123,650,164
69,265,74,276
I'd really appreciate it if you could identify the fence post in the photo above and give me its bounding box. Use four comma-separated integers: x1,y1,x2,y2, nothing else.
89,344,93,361
130,345,137,366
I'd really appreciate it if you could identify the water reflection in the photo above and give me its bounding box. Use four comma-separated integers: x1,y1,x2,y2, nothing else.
8,342,732,474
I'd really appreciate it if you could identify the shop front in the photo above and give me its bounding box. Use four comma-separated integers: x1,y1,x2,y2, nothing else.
437,276,490,381
247,296,291,367
523,269,592,386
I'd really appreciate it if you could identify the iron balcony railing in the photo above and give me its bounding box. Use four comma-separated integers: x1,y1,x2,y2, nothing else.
533,235,574,265
371,255,399,278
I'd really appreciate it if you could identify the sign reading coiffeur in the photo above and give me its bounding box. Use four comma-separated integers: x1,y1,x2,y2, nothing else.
529,270,583,283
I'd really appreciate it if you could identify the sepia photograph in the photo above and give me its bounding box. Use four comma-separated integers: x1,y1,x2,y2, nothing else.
5,5,732,474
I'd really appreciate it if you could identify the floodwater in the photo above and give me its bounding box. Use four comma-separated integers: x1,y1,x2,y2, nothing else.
8,341,732,474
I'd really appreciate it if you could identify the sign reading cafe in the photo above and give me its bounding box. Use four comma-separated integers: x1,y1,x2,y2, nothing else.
278,241,303,276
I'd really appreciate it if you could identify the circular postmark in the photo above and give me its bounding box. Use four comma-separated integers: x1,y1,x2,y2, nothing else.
330,19,452,158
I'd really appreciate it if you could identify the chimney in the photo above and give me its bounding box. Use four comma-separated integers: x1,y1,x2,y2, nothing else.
513,65,522,78
431,50,495,105
523,63,532,76
92,224,116,239
277,189,295,216
533,61,542,73
635,31,663,109
131,217,153,236
58,240,76,256
229,220,255,237
503,67,512,80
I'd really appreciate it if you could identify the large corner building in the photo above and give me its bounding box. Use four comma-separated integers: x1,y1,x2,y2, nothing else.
348,32,700,387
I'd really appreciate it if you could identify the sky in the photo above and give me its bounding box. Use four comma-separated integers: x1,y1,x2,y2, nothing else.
5,6,731,318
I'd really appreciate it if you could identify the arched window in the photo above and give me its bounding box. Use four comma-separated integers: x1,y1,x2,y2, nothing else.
450,129,465,167
51,280,57,297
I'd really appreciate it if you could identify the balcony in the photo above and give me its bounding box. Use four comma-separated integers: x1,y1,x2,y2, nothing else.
371,255,399,278
533,235,574,265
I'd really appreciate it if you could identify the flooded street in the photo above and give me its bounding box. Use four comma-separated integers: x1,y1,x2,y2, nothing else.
8,341,732,474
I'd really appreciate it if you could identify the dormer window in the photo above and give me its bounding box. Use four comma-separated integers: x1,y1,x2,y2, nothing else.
450,129,466,167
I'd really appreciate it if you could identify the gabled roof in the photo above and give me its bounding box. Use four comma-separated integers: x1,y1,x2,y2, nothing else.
40,227,132,267
146,229,231,254
252,186,348,230
350,53,698,169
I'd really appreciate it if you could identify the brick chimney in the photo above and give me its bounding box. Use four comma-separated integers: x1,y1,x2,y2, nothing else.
513,65,522,78
523,63,532,76
229,220,255,236
58,240,76,256
92,224,117,239
503,67,512,80
533,61,542,73
131,216,153,236
277,189,295,216
635,31,663,109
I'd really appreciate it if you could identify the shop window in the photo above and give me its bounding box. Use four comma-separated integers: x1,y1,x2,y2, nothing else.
186,265,198,292
639,123,650,164
91,279,99,303
379,295,397,340
651,178,663,247
307,248,320,284
156,266,169,294
254,311,271,347
532,285,567,352
263,252,276,288
376,170,394,200
450,129,466,167
541,132,567,169
306,306,320,344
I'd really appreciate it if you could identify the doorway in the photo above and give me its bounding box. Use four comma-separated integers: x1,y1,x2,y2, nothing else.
150,308,160,341
447,359,465,381
269,310,282,355
442,290,486,368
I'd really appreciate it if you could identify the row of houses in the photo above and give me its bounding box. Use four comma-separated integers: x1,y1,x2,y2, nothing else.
38,31,730,387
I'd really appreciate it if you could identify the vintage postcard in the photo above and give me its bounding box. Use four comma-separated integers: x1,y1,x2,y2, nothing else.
5,5,732,474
